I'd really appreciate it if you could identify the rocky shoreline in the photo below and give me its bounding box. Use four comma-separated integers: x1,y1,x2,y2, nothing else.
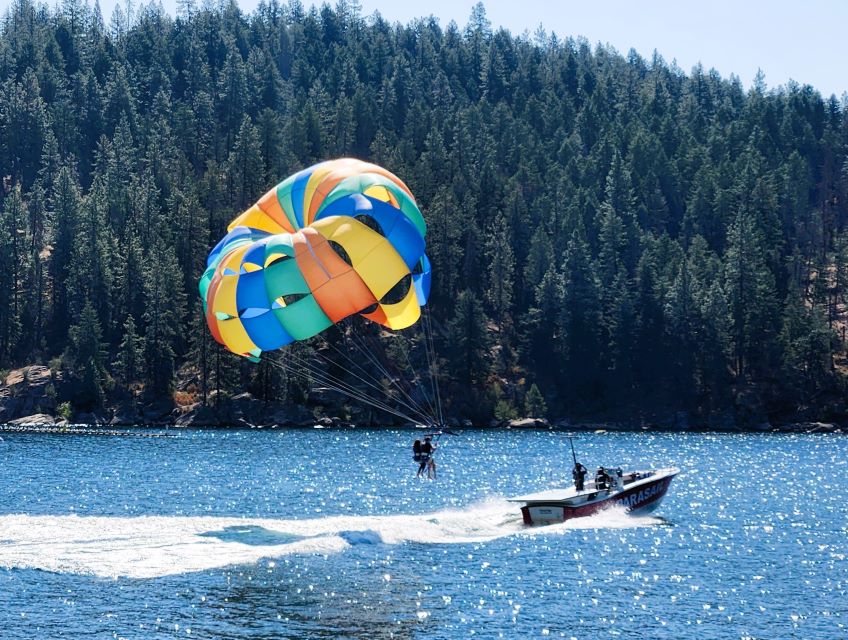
3,411,843,436
1,366,844,434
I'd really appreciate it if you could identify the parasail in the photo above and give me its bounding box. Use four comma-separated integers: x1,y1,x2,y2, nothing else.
199,158,431,360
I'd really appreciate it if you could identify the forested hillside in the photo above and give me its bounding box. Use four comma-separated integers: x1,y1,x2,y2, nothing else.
1,0,847,426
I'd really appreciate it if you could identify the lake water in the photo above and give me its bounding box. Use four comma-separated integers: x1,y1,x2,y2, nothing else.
0,428,845,639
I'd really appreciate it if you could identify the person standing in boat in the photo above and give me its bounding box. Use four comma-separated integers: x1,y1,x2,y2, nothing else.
572,461,587,491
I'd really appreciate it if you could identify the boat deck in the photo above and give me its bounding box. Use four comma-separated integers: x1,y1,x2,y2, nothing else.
508,468,678,504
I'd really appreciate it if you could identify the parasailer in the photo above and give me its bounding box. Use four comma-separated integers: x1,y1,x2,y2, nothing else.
416,435,435,478
412,430,456,479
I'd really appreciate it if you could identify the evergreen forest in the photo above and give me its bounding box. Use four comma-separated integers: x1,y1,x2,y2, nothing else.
1,0,847,427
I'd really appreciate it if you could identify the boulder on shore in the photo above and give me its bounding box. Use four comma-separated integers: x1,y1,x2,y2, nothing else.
75,411,107,426
506,417,550,429
792,421,841,433
8,413,56,426
0,365,56,423
175,404,220,427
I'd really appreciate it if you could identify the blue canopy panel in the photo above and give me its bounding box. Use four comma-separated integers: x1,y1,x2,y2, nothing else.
207,226,268,268
240,238,270,272
315,194,426,271
242,310,295,351
413,254,432,305
236,269,295,350
289,168,313,229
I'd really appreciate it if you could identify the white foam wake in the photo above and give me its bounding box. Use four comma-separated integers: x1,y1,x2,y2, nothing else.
0,500,661,578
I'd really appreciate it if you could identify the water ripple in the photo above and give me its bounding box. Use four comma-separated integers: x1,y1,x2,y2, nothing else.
0,429,845,639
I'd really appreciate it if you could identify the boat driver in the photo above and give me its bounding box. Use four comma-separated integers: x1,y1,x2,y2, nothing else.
595,466,610,491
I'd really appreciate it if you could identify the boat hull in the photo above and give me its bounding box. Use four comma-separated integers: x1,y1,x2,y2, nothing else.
517,469,677,525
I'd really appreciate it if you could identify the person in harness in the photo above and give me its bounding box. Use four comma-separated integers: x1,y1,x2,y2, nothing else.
416,436,436,478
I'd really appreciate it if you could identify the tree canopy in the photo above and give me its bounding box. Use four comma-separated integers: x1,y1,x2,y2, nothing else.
1,0,846,425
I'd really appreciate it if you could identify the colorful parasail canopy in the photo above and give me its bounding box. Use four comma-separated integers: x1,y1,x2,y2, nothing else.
199,158,431,359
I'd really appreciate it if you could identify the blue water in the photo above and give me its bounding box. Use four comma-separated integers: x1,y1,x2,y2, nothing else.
0,429,846,639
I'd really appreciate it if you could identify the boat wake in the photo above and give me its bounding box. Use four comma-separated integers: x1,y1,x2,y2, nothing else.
0,500,662,578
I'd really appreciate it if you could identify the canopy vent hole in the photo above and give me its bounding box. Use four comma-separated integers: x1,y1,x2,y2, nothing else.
266,254,293,268
328,240,353,266
277,293,307,307
354,214,385,237
380,274,411,305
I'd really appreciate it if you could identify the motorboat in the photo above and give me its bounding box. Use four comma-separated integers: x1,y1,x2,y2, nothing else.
508,466,680,525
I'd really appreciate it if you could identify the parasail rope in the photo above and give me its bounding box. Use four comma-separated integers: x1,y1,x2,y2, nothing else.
280,341,436,425
342,325,438,424
422,305,445,428
312,331,436,425
259,310,446,430
263,351,426,425
326,324,433,420
353,320,444,429
391,330,440,426
283,349,426,424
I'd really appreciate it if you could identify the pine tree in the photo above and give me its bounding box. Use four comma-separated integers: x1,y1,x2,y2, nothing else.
24,182,48,354
218,42,249,149
425,186,464,307
484,210,514,327
66,179,114,332
0,69,49,189
113,314,144,387
65,300,108,408
0,185,33,362
723,194,779,379
524,383,547,418
142,234,187,395
225,116,266,211
779,292,834,401
0,194,21,365
604,268,637,405
446,290,491,389
48,166,82,345
559,231,602,405
523,226,554,302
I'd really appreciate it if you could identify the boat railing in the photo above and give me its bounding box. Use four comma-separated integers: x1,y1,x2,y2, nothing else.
622,470,656,485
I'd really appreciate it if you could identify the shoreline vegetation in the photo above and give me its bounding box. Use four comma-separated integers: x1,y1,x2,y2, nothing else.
1,3,848,430
0,365,843,435
1,417,843,435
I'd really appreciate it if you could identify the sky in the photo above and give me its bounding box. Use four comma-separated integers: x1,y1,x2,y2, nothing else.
21,0,848,97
